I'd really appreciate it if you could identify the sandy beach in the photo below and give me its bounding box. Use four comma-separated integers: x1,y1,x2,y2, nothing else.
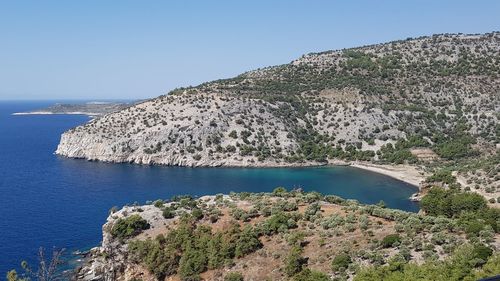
349,162,427,188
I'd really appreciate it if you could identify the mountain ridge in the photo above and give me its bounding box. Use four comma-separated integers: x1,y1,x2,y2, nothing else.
56,32,499,171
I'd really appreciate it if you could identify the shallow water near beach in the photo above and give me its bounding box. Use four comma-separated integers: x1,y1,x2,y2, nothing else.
0,101,418,275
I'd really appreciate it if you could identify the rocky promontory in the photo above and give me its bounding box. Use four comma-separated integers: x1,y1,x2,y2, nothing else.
56,33,499,169
75,190,500,281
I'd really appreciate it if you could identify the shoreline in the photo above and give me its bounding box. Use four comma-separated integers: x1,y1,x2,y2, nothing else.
348,162,425,188
58,154,424,189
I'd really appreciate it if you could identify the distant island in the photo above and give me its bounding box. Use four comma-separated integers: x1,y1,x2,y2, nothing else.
13,101,135,117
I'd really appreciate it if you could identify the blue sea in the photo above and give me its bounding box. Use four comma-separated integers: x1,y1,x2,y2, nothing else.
0,101,418,276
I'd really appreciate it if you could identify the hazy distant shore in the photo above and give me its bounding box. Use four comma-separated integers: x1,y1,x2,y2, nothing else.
12,101,134,117
12,111,99,116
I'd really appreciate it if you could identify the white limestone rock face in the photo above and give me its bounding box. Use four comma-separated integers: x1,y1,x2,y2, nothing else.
56,91,307,167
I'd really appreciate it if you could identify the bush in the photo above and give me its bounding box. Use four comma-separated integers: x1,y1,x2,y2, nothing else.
128,237,179,279
421,188,487,218
273,186,288,196
379,143,417,164
354,244,497,281
228,130,238,139
426,170,456,185
260,212,297,235
178,246,206,281
434,135,473,160
224,272,244,281
451,192,487,215
292,269,329,281
163,207,176,219
234,226,262,257
191,208,204,220
472,244,493,265
111,215,150,240
469,253,500,280
153,200,164,208
284,245,308,277
331,253,352,271
381,234,401,248
304,202,321,221
128,219,262,280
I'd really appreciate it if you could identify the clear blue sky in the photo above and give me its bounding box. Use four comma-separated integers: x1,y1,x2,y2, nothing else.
1,1,499,100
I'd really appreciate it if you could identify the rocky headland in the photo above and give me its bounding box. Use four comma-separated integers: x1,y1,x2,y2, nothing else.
74,190,500,281
56,32,499,204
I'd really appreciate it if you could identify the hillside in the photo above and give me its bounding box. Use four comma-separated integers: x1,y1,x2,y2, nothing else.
74,190,500,281
56,32,499,197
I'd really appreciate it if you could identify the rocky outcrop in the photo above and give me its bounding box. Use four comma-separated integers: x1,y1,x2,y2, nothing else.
56,96,308,167
74,204,166,281
74,196,225,281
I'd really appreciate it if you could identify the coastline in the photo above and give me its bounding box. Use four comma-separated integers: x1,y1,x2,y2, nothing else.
348,162,425,188
57,151,425,189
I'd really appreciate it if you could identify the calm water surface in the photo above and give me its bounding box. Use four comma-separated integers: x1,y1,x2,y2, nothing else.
0,101,418,275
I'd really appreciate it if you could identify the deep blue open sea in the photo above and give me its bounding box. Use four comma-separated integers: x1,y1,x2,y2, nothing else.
0,101,419,276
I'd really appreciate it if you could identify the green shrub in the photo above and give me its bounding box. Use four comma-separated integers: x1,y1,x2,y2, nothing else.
284,245,308,277
228,130,238,139
421,188,487,218
469,253,500,280
434,135,473,160
128,219,262,280
111,215,150,240
224,272,244,281
153,200,164,208
379,143,417,164
354,244,497,281
191,208,204,220
381,234,401,248
292,269,329,281
163,207,176,219
426,170,456,185
273,186,288,196
260,212,297,235
304,202,321,221
331,253,352,271
178,245,206,281
128,236,179,280
235,226,262,257
472,244,493,265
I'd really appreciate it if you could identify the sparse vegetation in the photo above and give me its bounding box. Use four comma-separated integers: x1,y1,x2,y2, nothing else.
80,188,500,280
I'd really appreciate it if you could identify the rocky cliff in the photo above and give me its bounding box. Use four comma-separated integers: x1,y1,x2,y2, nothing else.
57,33,500,167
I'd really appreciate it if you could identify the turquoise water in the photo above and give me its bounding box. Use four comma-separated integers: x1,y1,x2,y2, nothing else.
0,101,418,275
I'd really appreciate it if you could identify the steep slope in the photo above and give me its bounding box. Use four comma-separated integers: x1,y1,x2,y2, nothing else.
75,190,500,281
56,33,500,167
